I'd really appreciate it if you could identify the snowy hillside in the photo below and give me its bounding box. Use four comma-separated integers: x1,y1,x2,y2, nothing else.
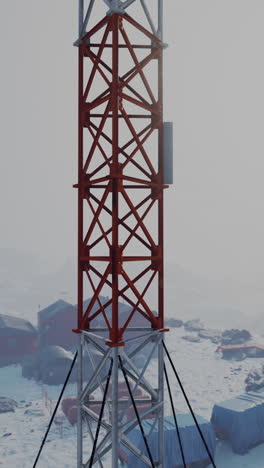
1,327,264,467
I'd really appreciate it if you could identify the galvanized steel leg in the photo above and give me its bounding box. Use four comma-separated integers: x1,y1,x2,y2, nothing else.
77,334,83,468
79,0,84,37
112,347,119,467
158,338,164,467
158,0,163,40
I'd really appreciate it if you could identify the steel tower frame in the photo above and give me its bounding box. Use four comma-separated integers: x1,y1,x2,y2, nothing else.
74,1,169,466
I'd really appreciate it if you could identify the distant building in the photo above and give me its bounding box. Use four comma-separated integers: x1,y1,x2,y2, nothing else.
38,299,77,350
23,345,77,385
38,297,151,350
0,314,38,366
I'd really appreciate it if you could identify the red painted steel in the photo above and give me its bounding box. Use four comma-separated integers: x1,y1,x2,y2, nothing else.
75,13,166,346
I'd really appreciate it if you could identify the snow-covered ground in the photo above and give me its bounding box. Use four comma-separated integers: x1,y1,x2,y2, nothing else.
1,328,264,467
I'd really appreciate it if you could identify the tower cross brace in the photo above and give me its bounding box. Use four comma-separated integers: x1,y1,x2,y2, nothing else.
75,2,169,466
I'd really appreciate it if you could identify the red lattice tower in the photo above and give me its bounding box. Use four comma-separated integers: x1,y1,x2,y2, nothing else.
75,12,167,347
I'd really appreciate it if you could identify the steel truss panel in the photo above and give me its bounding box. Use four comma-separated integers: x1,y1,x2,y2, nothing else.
78,330,164,467
76,12,166,347
78,1,164,41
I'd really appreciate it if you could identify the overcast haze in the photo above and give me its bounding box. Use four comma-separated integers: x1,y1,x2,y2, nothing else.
1,2,264,319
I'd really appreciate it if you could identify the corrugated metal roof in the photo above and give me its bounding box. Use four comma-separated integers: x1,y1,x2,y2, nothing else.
0,314,37,334
38,299,73,321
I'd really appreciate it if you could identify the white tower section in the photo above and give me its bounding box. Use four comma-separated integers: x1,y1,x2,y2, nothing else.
78,0,163,40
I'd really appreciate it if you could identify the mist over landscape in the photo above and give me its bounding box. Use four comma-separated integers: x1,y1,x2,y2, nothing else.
1,1,264,303
1,248,263,334
1,3,264,468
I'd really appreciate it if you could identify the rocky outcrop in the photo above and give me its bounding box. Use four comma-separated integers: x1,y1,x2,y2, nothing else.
182,335,201,343
184,319,204,332
0,397,17,414
24,408,45,417
198,329,222,344
166,318,183,328
245,366,264,392
221,329,251,346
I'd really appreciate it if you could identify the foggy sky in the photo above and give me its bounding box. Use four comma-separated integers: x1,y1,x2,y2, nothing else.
1,1,264,286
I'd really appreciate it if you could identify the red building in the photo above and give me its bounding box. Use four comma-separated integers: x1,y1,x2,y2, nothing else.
38,299,78,350
38,297,150,351
0,314,38,366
